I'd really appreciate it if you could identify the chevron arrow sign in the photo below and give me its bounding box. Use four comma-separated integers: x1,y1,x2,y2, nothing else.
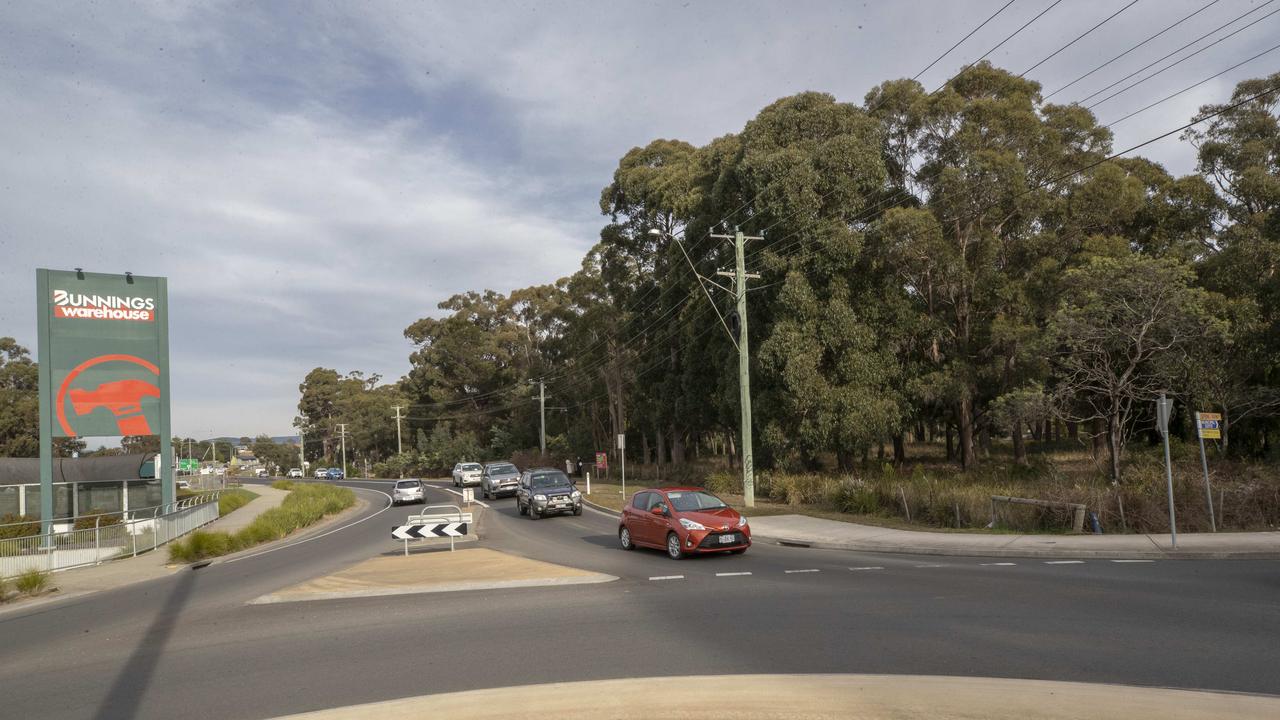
392,523,468,540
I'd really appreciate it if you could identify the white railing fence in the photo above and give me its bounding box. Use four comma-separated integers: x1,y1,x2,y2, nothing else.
0,492,222,578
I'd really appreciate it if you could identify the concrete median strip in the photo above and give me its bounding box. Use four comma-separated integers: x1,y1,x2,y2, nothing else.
264,673,1280,720
248,547,616,604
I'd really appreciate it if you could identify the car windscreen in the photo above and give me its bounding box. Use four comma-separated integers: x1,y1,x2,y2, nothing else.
531,472,571,489
486,463,517,474
395,480,420,489
666,491,728,512
461,464,482,472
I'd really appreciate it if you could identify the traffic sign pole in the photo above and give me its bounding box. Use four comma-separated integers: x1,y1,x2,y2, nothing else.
1158,392,1177,548
1195,412,1217,532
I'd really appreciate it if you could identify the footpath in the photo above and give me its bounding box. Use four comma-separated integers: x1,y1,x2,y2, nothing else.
0,485,294,612
747,513,1280,559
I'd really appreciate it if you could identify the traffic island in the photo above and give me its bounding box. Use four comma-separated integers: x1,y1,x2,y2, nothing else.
264,674,1280,720
248,547,616,604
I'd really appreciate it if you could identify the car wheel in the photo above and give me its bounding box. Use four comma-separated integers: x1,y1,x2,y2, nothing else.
666,532,684,560
619,526,634,551
529,505,540,520
573,506,582,516
517,500,527,516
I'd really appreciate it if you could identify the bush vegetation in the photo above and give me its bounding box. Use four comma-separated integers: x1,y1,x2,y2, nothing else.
217,488,258,516
14,568,50,595
0,514,40,539
168,483,354,563
73,510,123,530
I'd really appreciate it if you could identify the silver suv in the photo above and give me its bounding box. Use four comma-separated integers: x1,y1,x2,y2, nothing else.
481,461,520,500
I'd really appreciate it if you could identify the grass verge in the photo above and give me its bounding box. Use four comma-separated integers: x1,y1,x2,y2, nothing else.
218,488,259,516
14,568,51,596
168,483,355,563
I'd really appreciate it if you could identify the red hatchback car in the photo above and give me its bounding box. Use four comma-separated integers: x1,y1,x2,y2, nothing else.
618,487,750,559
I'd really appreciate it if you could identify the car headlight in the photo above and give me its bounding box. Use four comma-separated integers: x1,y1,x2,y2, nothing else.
737,516,748,528
679,518,706,531
571,490,581,499
534,494,546,502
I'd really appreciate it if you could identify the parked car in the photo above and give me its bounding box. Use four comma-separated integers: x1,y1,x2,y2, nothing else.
176,479,191,490
287,468,304,478
452,462,483,487
314,467,329,479
326,467,345,480
392,479,425,505
481,461,521,500
255,468,269,478
515,468,581,520
618,487,750,560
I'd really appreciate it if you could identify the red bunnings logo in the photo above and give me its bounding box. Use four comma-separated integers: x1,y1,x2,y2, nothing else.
52,289,156,322
56,354,161,437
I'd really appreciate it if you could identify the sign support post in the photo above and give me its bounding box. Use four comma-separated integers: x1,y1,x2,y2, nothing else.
618,433,626,501
36,270,55,538
1194,411,1220,532
1157,392,1177,548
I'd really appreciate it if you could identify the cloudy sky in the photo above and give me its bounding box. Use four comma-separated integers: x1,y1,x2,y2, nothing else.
1,0,1275,439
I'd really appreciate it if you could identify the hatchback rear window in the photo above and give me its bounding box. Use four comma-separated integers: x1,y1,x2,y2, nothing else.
396,480,420,489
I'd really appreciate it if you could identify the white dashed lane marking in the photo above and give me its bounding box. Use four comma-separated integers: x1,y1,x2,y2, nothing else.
1045,560,1084,564
850,566,884,571
981,562,1017,566
716,572,752,577
1111,559,1154,563
913,564,946,568
649,575,684,581
784,569,820,574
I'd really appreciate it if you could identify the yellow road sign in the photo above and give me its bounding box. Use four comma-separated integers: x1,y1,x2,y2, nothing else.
1195,412,1221,440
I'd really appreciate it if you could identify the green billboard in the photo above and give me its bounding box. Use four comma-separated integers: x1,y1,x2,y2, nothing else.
37,269,173,530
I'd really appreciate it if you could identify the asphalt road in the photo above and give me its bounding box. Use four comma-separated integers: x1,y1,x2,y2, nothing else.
2,478,1278,720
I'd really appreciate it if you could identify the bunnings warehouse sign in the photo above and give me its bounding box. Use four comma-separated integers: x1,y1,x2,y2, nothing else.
38,270,170,438
36,269,174,529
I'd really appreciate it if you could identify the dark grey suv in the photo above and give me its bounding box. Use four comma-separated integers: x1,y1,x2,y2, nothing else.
515,468,582,519
481,461,521,500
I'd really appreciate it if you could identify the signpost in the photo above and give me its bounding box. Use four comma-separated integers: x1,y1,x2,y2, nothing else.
1156,392,1177,548
37,269,171,535
595,451,608,476
1195,411,1221,532
617,433,626,500
393,505,472,553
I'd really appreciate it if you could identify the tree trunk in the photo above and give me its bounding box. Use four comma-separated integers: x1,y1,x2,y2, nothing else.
656,430,666,478
893,433,906,466
1030,421,1042,442
978,423,991,458
836,449,854,472
1221,409,1230,454
945,424,954,461
877,441,885,462
1011,412,1027,466
670,426,686,466
1107,411,1123,482
1091,418,1106,459
1067,421,1078,440
958,398,976,470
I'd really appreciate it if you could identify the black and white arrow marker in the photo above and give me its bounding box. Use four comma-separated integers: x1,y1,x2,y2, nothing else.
392,523,468,540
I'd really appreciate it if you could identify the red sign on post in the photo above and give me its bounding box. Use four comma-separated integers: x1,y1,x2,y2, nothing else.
595,451,608,470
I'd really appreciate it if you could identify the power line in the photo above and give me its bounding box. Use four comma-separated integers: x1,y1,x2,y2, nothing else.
1018,0,1141,77
930,0,1065,93
1076,0,1278,105
1044,0,1222,99
914,0,1019,80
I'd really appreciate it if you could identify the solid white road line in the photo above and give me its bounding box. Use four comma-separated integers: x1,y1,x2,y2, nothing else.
784,569,820,574
441,486,490,508
1045,560,1084,564
223,488,394,564
716,572,752,577
913,564,945,568
981,562,1017,566
850,566,884,571
649,575,684,581
1111,559,1155,563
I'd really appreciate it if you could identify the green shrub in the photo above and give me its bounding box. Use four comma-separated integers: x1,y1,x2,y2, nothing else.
73,510,123,530
271,479,295,491
167,483,355,563
0,575,10,602
0,514,40,539
218,489,258,516
15,568,51,595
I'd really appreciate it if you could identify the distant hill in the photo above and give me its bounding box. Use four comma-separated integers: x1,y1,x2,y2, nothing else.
201,436,300,445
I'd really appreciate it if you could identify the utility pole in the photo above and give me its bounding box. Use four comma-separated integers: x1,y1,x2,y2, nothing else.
713,226,762,508
298,427,305,474
536,380,546,455
336,423,349,479
392,405,405,455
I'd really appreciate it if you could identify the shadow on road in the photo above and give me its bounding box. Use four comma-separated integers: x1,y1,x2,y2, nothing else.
93,569,198,720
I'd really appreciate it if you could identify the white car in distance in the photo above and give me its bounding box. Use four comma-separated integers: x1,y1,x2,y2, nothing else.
452,462,483,487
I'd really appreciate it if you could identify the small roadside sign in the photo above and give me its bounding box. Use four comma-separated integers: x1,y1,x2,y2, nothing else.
595,451,608,470
1195,411,1221,439
617,433,626,450
1156,396,1173,437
